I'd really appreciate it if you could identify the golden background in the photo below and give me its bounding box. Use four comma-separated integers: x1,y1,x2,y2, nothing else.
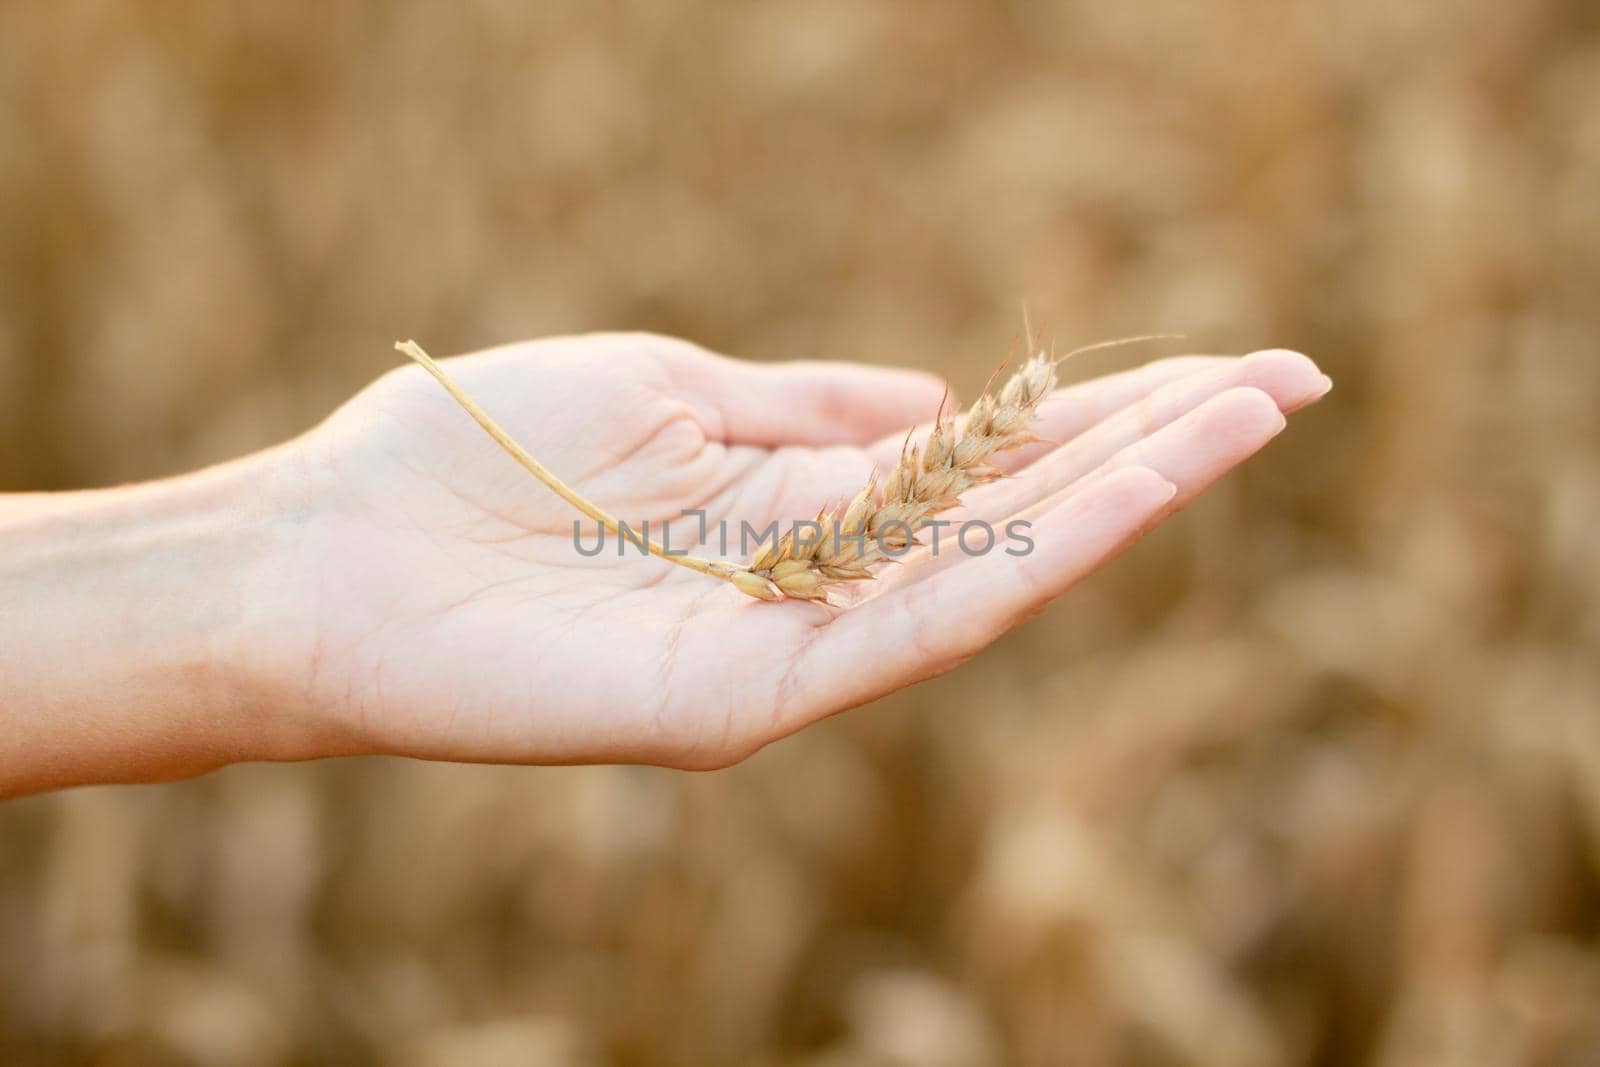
3,2,1598,1064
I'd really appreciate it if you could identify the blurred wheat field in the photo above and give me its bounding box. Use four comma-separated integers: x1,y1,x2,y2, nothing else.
3,2,1599,1065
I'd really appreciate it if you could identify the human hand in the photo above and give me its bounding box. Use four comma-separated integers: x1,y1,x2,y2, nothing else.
0,332,1329,794
268,333,1330,770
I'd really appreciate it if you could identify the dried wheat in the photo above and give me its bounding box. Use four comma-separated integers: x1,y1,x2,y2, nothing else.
394,340,1070,603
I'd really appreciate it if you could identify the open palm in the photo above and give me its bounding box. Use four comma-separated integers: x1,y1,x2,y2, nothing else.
281,332,1328,769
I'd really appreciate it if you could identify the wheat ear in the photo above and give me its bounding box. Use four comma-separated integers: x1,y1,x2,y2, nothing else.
744,333,1184,600
742,351,1059,600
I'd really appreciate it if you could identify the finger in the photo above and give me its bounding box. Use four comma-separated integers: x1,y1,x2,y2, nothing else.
864,348,1328,474
672,350,951,447
744,354,1228,540
784,466,1177,730
1068,386,1288,507
964,384,1290,524
864,354,1230,471
881,386,1289,591
952,349,1323,518
740,354,1239,525
726,354,1245,533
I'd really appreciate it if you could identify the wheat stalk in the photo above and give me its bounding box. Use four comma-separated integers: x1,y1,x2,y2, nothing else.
395,337,1167,603
396,340,756,592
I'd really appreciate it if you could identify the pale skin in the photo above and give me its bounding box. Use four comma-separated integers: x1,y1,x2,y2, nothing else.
0,333,1330,796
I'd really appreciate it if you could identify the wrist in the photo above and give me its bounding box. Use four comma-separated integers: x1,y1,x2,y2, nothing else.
0,450,348,794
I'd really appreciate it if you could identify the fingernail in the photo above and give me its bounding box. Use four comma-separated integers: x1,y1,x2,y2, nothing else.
1138,470,1178,503
1313,374,1334,398
1115,466,1178,505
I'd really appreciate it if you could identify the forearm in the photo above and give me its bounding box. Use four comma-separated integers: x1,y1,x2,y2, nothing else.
0,455,330,796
